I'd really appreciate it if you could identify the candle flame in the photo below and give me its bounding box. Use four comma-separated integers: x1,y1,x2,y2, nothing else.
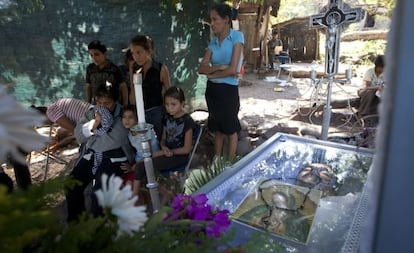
136,68,142,74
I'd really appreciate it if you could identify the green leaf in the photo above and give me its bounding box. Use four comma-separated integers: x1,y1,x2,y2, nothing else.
144,206,172,232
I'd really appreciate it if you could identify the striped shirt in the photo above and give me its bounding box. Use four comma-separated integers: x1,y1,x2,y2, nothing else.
47,98,91,123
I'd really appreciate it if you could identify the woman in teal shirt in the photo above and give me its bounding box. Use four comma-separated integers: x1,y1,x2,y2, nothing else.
198,3,244,161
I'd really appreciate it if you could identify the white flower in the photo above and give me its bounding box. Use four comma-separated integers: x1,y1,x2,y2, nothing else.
95,174,148,236
0,86,48,164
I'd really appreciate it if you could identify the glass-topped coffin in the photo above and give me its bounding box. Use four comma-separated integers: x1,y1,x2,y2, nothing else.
196,133,374,252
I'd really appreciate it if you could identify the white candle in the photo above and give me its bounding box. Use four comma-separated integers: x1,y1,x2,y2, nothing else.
133,70,146,124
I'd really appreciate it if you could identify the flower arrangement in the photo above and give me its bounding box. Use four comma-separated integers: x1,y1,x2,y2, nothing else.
94,173,232,243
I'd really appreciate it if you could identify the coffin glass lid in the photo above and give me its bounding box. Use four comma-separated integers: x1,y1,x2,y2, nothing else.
197,133,374,252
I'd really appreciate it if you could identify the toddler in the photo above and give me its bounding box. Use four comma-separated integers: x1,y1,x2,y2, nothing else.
121,105,159,186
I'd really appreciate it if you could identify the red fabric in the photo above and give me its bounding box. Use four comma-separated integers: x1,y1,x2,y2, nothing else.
122,172,135,186
240,64,245,75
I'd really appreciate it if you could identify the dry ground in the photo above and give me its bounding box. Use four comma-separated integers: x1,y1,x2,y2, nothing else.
238,63,366,137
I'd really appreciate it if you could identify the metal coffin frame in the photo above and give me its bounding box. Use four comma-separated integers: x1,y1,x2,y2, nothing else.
196,133,374,252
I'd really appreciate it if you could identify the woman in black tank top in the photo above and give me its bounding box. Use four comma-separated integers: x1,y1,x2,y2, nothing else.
128,35,171,140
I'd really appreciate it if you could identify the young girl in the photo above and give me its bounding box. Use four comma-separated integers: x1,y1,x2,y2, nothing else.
133,86,195,196
128,35,171,140
120,105,159,186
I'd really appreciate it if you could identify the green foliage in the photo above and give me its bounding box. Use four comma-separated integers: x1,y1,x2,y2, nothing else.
366,0,396,17
273,0,320,23
1,0,211,107
47,215,116,253
0,177,121,253
184,156,240,194
362,40,387,55
0,0,45,24
272,0,395,24
0,177,64,253
157,0,211,111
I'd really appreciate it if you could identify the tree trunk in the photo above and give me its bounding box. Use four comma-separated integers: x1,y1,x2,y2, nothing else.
341,30,388,41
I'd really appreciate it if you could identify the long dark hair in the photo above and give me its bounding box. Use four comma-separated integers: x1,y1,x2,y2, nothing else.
374,55,385,68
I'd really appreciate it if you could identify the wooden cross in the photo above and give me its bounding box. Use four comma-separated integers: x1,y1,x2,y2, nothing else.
310,0,364,76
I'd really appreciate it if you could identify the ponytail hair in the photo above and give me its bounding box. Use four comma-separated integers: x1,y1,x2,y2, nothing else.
211,3,232,27
164,86,185,103
130,34,154,53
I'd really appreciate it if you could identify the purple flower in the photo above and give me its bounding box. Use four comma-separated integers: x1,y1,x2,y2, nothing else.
206,210,231,238
192,193,208,205
187,203,212,221
171,194,189,211
166,193,231,238
167,194,193,220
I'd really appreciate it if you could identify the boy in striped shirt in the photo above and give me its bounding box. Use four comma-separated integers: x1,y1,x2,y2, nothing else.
46,98,92,133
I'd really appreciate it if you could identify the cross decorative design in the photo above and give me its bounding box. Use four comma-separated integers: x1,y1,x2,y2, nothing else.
310,0,364,76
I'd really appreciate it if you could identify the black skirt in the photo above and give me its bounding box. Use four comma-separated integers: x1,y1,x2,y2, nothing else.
205,80,241,135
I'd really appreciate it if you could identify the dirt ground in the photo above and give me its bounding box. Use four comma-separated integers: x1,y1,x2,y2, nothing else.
4,62,373,186
189,63,374,170
238,65,363,137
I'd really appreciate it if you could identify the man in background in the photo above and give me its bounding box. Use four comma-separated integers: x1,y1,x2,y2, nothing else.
267,30,283,70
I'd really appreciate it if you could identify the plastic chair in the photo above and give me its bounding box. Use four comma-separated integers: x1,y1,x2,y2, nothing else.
160,124,203,179
276,54,293,81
